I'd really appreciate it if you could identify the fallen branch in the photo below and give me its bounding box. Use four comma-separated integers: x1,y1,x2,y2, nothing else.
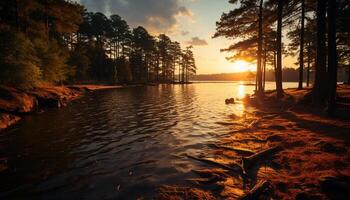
242,145,282,172
185,154,244,174
208,143,255,156
221,137,266,145
247,119,260,129
241,180,271,200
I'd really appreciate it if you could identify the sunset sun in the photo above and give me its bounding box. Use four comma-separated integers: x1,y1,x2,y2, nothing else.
231,60,255,72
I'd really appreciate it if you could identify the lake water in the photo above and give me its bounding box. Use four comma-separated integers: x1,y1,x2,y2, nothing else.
0,82,297,200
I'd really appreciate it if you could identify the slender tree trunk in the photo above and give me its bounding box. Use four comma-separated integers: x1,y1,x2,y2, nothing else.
257,0,264,95
263,49,267,91
145,54,149,83
14,0,19,32
117,41,120,58
298,0,305,89
276,0,284,98
348,67,350,84
274,51,277,82
178,64,181,83
327,0,338,115
156,54,159,82
313,0,327,104
307,46,311,87
45,0,49,42
255,72,258,92
182,64,185,83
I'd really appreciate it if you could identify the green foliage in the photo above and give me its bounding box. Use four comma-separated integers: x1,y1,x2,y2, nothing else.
34,39,70,84
0,30,41,88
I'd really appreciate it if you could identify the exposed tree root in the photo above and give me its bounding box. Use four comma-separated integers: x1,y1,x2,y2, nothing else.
208,143,255,156
242,145,282,172
185,154,244,175
240,180,271,200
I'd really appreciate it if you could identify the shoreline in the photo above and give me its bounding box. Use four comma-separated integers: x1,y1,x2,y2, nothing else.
156,85,350,200
0,82,197,131
0,84,132,131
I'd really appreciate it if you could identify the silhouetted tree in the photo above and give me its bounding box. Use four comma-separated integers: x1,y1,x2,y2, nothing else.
313,0,327,104
327,0,338,115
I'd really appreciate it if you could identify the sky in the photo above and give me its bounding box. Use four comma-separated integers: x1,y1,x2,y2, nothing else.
77,0,296,74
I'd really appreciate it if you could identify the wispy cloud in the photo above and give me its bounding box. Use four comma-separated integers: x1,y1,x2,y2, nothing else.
186,37,208,46
181,31,190,36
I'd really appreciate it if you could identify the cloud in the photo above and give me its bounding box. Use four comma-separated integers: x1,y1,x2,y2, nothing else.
181,31,190,36
79,0,192,34
186,37,208,46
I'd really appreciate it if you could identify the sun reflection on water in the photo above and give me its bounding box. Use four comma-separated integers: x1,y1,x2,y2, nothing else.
238,83,246,99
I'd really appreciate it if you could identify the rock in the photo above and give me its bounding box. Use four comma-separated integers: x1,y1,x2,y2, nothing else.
0,86,37,113
225,98,235,104
319,176,350,200
0,114,21,130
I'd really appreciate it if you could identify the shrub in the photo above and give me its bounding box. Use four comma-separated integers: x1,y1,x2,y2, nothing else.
0,30,42,89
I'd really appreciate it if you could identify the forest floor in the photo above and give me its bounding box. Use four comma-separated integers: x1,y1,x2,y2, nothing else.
155,84,350,200
0,84,131,131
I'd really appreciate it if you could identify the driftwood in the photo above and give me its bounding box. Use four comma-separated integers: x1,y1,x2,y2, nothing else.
208,143,255,156
221,137,266,145
229,128,251,134
242,145,282,172
247,119,260,129
185,154,244,174
216,121,243,126
241,180,271,200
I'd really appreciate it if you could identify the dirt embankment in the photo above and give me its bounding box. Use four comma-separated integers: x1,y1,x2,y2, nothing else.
0,85,84,130
0,85,125,131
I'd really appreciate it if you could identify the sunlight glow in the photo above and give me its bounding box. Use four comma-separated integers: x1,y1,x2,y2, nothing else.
231,60,256,72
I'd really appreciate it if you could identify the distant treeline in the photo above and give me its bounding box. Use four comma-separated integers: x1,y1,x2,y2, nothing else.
193,68,349,82
0,0,196,89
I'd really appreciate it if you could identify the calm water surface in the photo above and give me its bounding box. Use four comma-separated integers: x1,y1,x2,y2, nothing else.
0,82,297,199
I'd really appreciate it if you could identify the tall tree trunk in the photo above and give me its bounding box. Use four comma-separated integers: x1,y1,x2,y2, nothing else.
263,49,267,91
327,0,338,115
313,0,327,104
348,67,350,84
274,51,277,82
182,64,185,83
14,0,19,31
156,54,160,82
257,0,264,95
298,0,305,89
45,0,49,42
307,45,311,87
276,0,284,98
178,64,181,83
